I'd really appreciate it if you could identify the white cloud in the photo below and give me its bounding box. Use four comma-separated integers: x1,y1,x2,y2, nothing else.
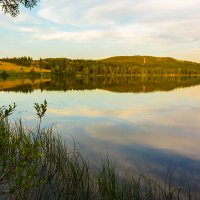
1,0,200,60
32,0,200,44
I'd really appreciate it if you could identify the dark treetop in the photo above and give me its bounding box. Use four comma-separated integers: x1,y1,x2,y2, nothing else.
0,0,39,17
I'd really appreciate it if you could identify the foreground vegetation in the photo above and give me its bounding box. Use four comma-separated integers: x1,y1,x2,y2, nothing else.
0,103,199,200
1,56,200,76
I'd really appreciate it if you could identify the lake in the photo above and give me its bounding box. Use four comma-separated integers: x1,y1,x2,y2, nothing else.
0,75,200,190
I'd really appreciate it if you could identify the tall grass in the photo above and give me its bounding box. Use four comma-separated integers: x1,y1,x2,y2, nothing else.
0,105,199,200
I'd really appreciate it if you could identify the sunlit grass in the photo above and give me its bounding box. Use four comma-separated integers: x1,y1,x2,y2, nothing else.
0,61,50,73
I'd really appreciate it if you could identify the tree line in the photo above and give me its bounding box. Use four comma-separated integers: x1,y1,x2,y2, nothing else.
2,57,200,76
35,58,200,76
1,56,33,67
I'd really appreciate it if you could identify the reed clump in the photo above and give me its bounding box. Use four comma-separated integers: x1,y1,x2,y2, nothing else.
0,103,199,200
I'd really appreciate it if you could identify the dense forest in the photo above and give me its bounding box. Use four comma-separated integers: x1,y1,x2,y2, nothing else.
1,56,200,75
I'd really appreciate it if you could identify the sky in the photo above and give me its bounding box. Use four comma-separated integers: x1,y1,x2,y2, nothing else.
0,0,200,61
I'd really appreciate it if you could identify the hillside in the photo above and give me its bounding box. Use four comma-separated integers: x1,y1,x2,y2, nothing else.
1,56,200,76
101,55,199,66
0,61,50,74
99,56,200,75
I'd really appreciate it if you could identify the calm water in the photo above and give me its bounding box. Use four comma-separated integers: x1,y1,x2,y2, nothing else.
1,76,200,189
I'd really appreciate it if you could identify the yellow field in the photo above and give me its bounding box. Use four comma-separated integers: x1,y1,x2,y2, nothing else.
0,61,50,73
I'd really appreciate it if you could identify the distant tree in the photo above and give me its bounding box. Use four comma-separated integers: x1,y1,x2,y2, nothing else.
0,0,39,17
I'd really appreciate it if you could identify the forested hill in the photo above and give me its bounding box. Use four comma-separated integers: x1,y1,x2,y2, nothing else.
1,56,200,76
101,56,200,68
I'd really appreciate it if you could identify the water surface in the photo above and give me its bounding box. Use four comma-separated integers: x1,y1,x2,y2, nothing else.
1,76,200,189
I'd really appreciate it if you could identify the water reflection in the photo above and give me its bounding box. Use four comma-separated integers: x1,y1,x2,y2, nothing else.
0,77,50,93
0,76,200,190
1,75,200,93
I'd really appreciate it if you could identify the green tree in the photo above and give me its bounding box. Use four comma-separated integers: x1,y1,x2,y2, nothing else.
0,0,39,17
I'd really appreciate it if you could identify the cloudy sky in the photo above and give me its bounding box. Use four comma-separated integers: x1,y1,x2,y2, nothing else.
0,0,200,61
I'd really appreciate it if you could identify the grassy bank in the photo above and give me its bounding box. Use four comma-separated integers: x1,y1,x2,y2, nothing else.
0,103,199,200
0,61,50,74
0,61,50,80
